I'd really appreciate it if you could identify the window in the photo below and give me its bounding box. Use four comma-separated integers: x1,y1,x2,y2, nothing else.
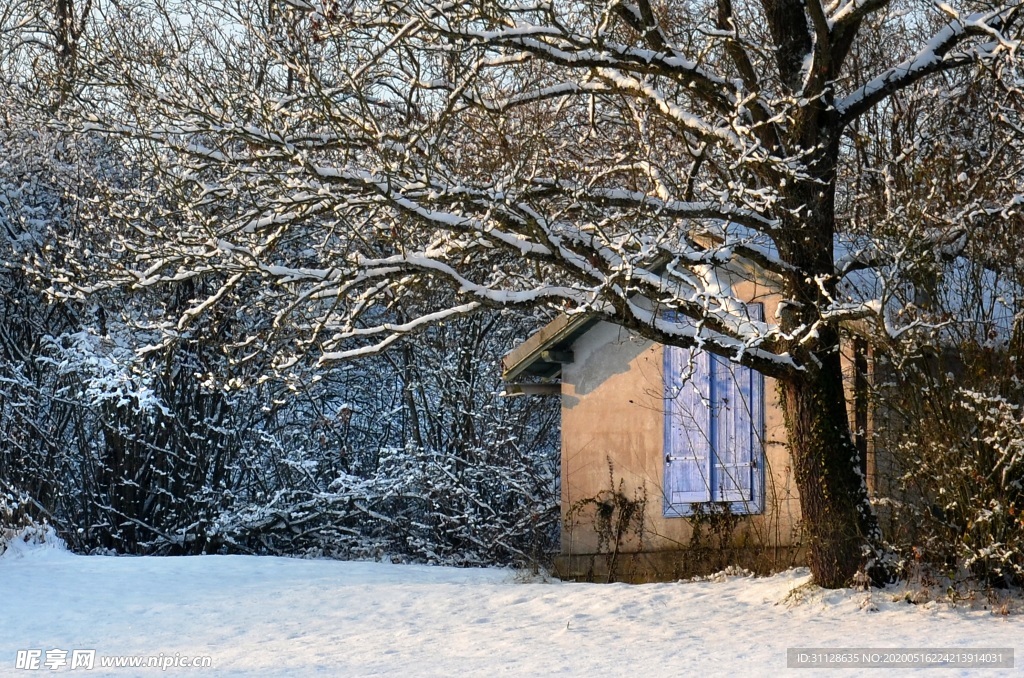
663,304,765,517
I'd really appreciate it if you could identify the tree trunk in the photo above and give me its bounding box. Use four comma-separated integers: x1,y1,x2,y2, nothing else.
773,131,885,587
780,328,882,587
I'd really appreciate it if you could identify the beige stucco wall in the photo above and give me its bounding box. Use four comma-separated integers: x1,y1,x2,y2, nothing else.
558,281,805,572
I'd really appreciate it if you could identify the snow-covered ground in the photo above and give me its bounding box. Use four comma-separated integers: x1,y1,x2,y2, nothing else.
1,538,1020,677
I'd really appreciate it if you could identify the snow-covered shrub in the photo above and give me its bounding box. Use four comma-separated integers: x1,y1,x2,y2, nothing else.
877,355,1024,588
211,439,559,568
199,311,562,568
1,524,68,559
0,84,559,564
38,330,160,413
0,487,29,555
0,485,66,557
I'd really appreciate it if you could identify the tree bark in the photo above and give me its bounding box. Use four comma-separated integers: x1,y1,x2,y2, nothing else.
780,334,881,587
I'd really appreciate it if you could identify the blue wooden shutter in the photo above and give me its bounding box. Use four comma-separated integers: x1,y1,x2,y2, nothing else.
713,356,753,502
665,346,713,505
713,304,764,503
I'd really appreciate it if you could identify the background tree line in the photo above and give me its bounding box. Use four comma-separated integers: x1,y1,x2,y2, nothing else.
0,3,560,562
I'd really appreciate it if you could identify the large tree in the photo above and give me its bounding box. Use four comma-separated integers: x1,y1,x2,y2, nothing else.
69,0,1024,586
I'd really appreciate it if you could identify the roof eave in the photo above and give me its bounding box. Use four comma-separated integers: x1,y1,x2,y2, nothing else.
501,313,600,381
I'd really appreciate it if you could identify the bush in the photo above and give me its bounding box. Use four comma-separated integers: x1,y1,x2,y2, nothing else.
0,485,66,557
210,442,560,568
878,358,1024,588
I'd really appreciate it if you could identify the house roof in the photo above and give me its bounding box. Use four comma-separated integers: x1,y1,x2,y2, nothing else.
500,233,768,383
502,230,1021,384
500,233,774,383
501,313,600,381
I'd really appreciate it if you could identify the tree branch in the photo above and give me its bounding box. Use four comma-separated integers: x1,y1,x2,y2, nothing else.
838,9,1023,125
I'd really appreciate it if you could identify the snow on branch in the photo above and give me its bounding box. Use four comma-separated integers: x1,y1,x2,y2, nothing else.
838,7,1023,124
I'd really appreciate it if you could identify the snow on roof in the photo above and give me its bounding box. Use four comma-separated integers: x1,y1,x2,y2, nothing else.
504,223,1021,380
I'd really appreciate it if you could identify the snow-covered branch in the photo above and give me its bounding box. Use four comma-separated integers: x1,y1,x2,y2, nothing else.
838,7,1024,124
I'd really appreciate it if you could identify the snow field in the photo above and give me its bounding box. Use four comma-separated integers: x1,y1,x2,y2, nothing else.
1,546,1019,677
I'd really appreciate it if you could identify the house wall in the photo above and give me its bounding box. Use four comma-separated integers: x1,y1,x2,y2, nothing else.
556,281,840,581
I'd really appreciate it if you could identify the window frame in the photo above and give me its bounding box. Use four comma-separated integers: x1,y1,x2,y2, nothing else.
662,307,766,518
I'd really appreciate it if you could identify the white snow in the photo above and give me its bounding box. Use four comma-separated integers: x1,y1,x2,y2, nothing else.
0,545,1020,676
